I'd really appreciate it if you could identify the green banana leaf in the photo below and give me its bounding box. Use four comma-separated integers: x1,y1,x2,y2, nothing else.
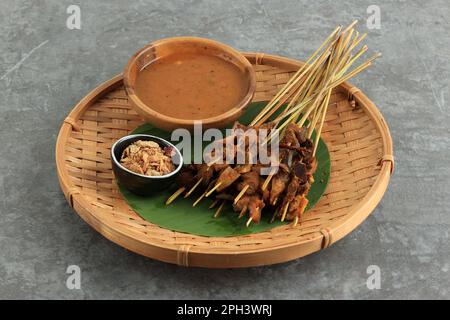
119,102,330,237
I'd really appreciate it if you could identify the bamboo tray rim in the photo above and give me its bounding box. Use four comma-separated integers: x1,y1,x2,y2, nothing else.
56,52,394,266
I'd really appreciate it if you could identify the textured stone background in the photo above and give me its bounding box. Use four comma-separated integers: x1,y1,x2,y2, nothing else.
0,0,449,299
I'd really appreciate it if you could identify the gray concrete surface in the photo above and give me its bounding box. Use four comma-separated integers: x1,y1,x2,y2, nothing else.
0,0,449,299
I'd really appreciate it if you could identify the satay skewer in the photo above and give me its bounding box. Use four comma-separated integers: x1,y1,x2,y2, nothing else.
293,197,309,227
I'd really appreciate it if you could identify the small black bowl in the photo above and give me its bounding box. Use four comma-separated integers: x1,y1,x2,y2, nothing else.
111,134,183,196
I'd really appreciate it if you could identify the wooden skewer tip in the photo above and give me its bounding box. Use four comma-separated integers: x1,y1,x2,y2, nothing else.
234,184,249,204
239,206,247,218
261,172,275,191
192,192,206,207
209,199,219,209
184,177,203,198
205,182,222,197
293,216,299,227
281,203,289,222
214,201,225,218
165,187,186,205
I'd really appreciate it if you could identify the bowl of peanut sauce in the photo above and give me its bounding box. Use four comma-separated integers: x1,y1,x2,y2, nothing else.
124,37,256,131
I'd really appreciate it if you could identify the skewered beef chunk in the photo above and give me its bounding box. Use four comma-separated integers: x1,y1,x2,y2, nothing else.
232,122,248,131
281,124,301,147
235,164,253,174
171,118,319,226
305,157,317,173
258,121,276,131
212,163,229,172
279,144,311,160
215,193,234,201
297,182,310,196
270,168,290,205
195,163,214,186
279,148,290,165
286,194,303,220
237,169,260,195
283,176,300,206
293,126,307,144
301,138,314,150
293,162,308,184
216,166,241,192
233,195,250,214
286,195,308,221
248,195,265,223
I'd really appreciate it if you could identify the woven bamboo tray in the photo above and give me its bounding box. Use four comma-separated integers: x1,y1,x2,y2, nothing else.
56,52,394,268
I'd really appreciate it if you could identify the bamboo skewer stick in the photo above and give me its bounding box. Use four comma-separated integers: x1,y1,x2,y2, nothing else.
250,26,341,122
205,182,222,197
274,53,380,128
272,197,278,206
263,39,380,148
254,40,336,126
270,208,278,223
271,62,326,125
280,203,289,222
194,179,219,206
234,184,249,204
193,191,207,207
239,206,247,218
342,20,358,35
250,26,342,126
214,201,225,218
165,187,186,205
253,79,305,126
336,45,368,78
256,23,376,143
184,177,203,198
307,99,325,139
261,172,275,191
313,89,332,155
306,59,334,137
209,199,219,209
